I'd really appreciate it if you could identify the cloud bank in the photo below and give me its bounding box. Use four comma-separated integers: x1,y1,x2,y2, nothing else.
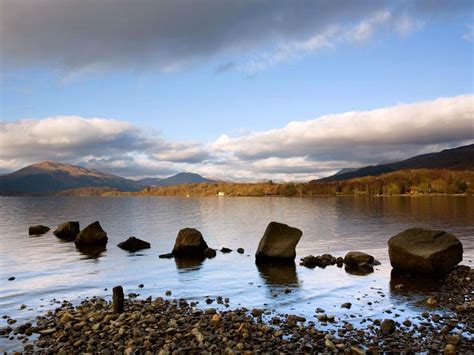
1,95,473,180
1,0,470,75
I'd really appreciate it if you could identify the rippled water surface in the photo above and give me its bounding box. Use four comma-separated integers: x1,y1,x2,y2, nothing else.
1,196,473,350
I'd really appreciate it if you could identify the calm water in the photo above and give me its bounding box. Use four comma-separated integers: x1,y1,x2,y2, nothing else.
1,196,473,350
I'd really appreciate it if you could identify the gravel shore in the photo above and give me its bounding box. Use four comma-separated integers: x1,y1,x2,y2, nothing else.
1,266,472,354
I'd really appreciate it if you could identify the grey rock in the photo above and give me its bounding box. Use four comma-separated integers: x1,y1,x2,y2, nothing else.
388,228,463,274
172,228,209,257
344,251,374,266
75,221,108,246
255,222,302,263
53,221,80,241
204,248,217,258
28,225,50,235
117,236,150,252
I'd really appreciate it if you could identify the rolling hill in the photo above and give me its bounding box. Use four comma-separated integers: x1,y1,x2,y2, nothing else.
137,172,216,187
0,161,144,195
316,144,474,183
0,162,218,196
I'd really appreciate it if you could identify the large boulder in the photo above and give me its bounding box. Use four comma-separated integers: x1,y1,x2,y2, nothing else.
29,225,50,235
344,251,374,266
172,228,209,257
75,221,108,246
388,228,463,274
54,221,80,241
117,236,150,252
255,222,302,264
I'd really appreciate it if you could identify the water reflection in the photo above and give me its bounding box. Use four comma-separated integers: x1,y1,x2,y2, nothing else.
344,264,374,276
76,245,106,260
389,269,442,294
257,262,299,286
174,256,205,271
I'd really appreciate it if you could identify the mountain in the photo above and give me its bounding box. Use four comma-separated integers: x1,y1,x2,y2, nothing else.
334,168,358,176
0,161,144,195
137,172,217,187
316,144,474,183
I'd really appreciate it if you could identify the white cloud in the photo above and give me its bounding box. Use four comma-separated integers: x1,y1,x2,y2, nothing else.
212,94,474,163
463,24,474,42
1,95,473,181
238,10,424,74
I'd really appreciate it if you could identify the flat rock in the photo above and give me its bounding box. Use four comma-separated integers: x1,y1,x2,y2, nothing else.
255,222,302,264
117,236,150,252
388,228,463,274
172,228,209,257
29,225,50,235
75,221,108,246
53,221,80,241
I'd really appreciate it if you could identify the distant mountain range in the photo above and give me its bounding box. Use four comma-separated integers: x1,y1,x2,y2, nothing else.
0,161,216,196
137,173,216,187
1,144,472,195
316,144,474,183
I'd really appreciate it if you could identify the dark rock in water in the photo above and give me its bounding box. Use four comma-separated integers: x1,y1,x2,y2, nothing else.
380,319,396,334
344,251,374,266
344,264,374,276
172,228,209,257
388,228,463,274
117,236,151,252
237,248,245,254
8,277,15,281
0,326,12,336
255,222,302,264
204,248,217,258
75,221,108,246
28,225,50,235
220,247,232,253
341,302,352,309
300,254,337,268
159,253,174,259
53,221,80,241
336,257,344,267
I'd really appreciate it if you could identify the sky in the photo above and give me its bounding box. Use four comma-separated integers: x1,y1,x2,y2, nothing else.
1,0,473,181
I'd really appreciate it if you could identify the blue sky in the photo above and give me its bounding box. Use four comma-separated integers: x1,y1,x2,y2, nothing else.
1,0,473,180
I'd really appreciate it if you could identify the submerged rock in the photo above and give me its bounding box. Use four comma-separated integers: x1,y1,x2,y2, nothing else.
220,247,232,253
388,228,463,274
117,236,151,252
75,221,108,246
172,228,209,257
344,251,374,266
255,222,302,264
28,225,50,235
53,221,80,241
